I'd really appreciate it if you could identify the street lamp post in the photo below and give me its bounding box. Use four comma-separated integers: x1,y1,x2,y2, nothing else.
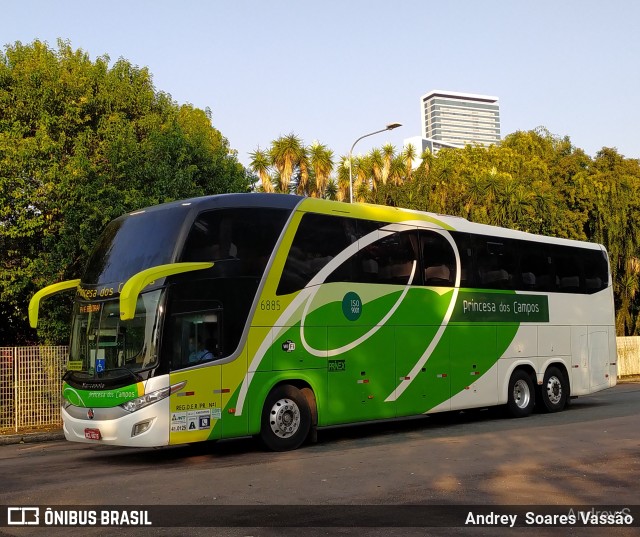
349,122,402,203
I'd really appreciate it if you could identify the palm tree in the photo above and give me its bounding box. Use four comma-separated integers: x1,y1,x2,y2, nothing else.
381,143,395,185
402,143,418,181
369,149,383,189
325,178,339,201
270,133,304,193
336,156,351,202
249,147,274,193
309,142,334,198
355,155,372,196
296,146,310,196
389,155,406,186
464,175,487,218
420,148,433,177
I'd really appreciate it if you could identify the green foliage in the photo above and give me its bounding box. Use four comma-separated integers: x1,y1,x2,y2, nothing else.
0,39,250,344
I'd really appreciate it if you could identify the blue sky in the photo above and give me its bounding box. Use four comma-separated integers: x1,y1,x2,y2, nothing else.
2,1,639,166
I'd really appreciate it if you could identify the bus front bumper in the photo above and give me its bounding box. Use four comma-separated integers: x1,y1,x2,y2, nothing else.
62,398,170,447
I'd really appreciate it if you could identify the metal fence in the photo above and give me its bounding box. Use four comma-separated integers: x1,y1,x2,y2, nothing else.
0,346,68,432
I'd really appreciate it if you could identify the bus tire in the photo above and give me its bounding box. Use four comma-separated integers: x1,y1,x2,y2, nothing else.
260,385,311,452
506,370,535,418
540,366,568,413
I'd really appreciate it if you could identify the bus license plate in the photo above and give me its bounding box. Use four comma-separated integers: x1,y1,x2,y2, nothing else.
84,428,101,440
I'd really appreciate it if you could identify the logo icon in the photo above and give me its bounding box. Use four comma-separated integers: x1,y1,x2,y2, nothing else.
87,408,94,420
7,507,40,525
342,292,363,321
282,340,296,352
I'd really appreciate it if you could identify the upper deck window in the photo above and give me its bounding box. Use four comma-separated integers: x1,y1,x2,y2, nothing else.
276,213,382,295
180,208,289,278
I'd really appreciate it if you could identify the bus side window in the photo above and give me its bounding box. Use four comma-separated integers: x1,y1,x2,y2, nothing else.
354,230,419,286
518,243,553,291
170,312,221,369
421,230,456,286
583,249,608,293
474,236,516,290
452,232,474,287
552,246,582,293
277,214,382,295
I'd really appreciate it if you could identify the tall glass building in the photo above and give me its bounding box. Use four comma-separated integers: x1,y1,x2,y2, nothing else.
421,90,501,147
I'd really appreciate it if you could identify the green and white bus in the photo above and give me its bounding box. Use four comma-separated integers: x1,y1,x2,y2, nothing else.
30,194,617,451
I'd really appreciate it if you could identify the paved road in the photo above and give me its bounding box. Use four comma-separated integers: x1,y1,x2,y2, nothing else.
1,382,638,536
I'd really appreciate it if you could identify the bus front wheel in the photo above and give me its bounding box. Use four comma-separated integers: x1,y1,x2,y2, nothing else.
260,385,311,451
540,366,568,413
506,370,535,418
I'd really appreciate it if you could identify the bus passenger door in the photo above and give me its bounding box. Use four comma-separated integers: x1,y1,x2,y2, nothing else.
167,312,223,444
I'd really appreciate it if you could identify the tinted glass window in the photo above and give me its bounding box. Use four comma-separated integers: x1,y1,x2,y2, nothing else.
582,249,608,293
358,230,419,285
553,246,581,292
422,230,456,286
474,236,517,289
276,214,381,295
327,229,420,286
83,206,191,284
519,243,554,291
452,232,474,287
169,310,222,370
181,208,289,278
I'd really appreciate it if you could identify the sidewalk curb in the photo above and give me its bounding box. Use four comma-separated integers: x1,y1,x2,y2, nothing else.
0,430,65,446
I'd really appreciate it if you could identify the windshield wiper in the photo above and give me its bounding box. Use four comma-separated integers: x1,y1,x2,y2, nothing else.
99,366,143,383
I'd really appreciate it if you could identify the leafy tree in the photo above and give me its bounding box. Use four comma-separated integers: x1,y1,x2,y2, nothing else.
0,39,250,344
249,147,274,192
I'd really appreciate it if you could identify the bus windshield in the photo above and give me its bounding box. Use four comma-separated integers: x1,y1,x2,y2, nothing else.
83,205,191,286
67,289,163,377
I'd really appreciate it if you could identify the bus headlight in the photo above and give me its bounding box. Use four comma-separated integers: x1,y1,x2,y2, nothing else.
120,381,187,413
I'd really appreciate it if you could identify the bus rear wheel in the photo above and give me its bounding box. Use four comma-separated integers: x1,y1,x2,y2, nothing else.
506,370,535,418
540,366,568,413
260,385,311,452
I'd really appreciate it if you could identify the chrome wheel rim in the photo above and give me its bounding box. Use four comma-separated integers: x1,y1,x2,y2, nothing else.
513,379,531,409
268,398,300,439
545,375,563,405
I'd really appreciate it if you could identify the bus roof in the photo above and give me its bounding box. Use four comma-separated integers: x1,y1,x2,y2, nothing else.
125,193,303,216
296,197,604,251
122,194,603,252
